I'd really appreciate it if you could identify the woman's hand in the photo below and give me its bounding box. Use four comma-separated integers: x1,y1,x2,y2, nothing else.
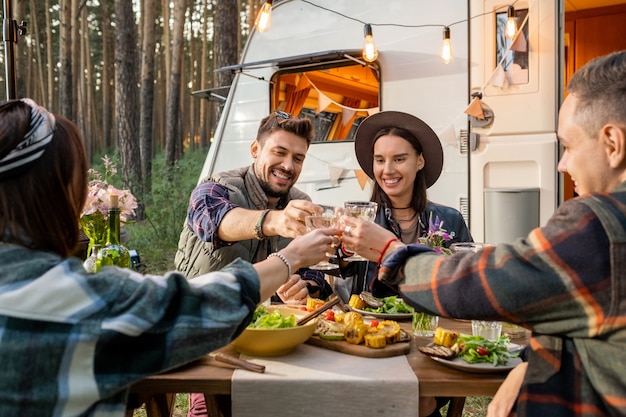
256,227,339,302
339,216,399,262
280,227,341,270
276,274,309,304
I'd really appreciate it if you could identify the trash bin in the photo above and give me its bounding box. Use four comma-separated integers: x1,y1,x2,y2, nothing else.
484,188,539,244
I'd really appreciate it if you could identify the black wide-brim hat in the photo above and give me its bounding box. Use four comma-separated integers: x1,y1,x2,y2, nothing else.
354,111,443,188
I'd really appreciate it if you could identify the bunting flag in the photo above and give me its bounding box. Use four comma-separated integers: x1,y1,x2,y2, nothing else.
295,75,312,92
354,169,371,190
315,94,333,114
511,32,527,52
328,165,344,187
304,75,379,114
342,108,356,126
464,97,485,120
438,123,457,147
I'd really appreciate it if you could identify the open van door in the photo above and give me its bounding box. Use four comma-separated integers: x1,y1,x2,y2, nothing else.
467,0,561,243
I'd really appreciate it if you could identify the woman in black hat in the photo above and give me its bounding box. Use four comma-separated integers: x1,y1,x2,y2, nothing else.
337,111,472,299
337,111,472,417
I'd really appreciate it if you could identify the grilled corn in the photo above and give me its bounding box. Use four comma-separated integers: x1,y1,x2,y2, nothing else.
433,327,459,348
348,294,367,310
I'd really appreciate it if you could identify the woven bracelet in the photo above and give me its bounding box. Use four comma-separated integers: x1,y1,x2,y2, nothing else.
254,209,270,240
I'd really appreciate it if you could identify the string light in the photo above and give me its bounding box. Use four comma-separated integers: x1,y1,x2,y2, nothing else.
254,0,520,64
362,24,378,63
505,6,517,39
441,26,453,64
254,0,273,33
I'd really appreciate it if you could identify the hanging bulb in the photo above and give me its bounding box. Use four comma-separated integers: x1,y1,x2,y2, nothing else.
441,27,453,64
506,6,517,39
254,0,273,33
362,24,378,63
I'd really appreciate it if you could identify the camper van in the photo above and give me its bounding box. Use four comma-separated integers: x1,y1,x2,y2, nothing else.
196,0,626,244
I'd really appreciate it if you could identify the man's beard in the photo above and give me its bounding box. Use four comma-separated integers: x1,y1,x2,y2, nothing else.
258,177,290,199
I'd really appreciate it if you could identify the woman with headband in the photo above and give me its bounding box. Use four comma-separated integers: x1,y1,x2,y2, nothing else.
0,98,338,415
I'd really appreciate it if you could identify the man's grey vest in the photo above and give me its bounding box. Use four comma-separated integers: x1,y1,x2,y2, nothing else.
174,166,311,278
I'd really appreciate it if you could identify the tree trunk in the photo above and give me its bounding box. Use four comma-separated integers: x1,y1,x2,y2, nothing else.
59,0,72,117
45,0,54,110
100,0,114,150
71,0,80,121
199,0,211,149
213,0,238,123
114,0,143,217
140,0,157,193
165,0,186,165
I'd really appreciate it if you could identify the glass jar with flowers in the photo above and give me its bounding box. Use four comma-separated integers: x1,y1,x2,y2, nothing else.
80,155,137,271
411,213,452,336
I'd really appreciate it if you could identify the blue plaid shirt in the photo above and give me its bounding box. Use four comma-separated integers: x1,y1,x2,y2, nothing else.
0,244,260,416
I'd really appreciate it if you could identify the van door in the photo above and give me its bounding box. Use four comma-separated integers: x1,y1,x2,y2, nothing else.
468,0,560,243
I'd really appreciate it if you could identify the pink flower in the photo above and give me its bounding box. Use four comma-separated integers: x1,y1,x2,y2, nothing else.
80,156,137,245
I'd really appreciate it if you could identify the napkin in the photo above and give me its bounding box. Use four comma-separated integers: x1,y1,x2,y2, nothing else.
232,344,419,417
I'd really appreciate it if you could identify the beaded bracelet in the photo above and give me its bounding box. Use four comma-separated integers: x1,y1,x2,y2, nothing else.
268,252,292,279
254,209,271,240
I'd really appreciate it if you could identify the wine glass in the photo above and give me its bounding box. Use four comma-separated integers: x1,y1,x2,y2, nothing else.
342,201,378,261
305,213,340,271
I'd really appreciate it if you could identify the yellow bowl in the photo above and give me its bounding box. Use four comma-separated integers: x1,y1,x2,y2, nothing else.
231,306,317,357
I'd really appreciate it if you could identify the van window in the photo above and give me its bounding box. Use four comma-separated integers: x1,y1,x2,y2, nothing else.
271,61,379,141
495,8,529,85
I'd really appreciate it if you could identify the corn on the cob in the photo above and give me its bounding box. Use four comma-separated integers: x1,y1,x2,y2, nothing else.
433,327,459,348
306,298,325,311
377,320,401,343
348,294,366,310
343,311,364,327
344,322,369,344
364,332,387,349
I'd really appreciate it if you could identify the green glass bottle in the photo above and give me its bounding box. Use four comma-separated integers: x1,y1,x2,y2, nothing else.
96,193,130,271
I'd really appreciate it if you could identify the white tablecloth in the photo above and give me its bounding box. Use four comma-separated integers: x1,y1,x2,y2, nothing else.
232,344,419,417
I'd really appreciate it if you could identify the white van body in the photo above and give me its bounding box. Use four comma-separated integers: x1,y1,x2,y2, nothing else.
198,0,561,243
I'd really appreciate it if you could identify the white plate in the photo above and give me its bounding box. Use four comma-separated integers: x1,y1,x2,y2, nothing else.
350,307,413,320
430,355,523,373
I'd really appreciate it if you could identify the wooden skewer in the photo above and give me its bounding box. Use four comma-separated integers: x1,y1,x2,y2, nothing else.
296,296,340,326
212,352,266,373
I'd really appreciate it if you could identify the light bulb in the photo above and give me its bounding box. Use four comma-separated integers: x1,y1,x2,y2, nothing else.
506,6,517,39
254,0,273,33
441,27,453,64
362,24,378,63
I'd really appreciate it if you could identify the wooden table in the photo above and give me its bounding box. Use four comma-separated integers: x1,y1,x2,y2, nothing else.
128,318,527,417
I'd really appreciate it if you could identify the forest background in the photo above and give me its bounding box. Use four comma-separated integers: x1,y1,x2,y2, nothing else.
0,0,267,270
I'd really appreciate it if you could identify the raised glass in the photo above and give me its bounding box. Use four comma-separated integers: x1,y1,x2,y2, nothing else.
342,201,378,261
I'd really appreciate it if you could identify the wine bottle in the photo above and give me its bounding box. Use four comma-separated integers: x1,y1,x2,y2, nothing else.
96,193,131,271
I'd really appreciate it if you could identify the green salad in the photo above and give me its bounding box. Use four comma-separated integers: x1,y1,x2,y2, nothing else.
363,295,413,314
457,334,519,366
248,306,296,329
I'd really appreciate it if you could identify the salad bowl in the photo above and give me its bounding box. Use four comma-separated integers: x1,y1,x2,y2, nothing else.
230,306,317,357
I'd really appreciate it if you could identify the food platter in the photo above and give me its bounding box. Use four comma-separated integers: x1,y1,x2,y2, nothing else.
350,307,413,321
429,355,523,373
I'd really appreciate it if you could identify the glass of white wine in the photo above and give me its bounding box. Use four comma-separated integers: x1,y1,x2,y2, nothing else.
305,212,340,271
342,201,378,261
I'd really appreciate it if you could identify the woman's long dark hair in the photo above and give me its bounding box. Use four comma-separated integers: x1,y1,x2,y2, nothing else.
370,127,428,213
0,100,88,257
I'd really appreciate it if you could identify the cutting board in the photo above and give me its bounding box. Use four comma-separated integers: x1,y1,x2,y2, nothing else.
306,330,411,358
